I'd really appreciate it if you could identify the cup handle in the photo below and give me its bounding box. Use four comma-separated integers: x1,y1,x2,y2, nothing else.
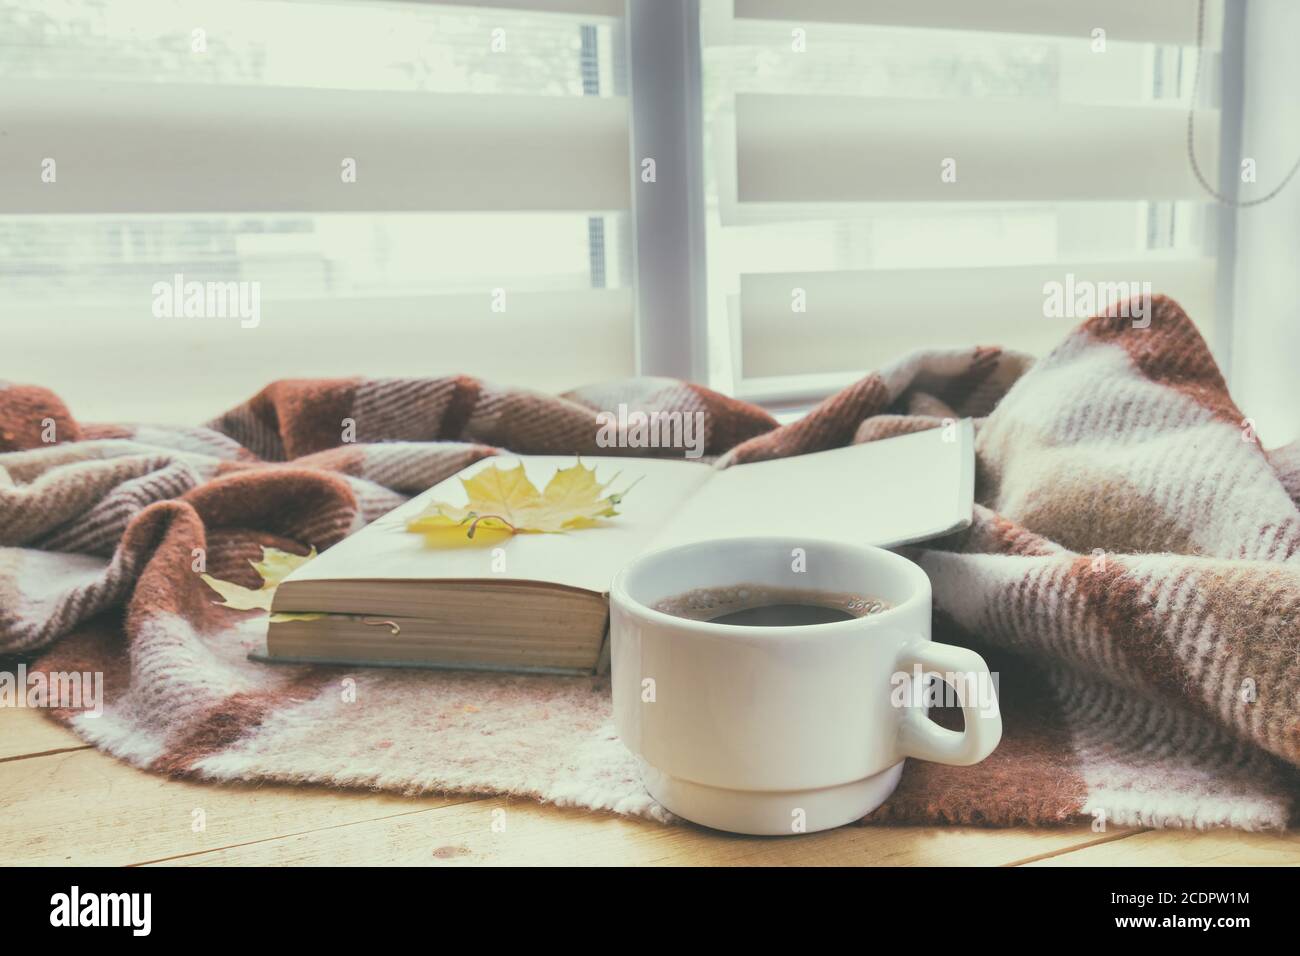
894,640,1002,766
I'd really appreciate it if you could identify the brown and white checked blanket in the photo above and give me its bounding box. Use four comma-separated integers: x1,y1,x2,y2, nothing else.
3,295,1299,830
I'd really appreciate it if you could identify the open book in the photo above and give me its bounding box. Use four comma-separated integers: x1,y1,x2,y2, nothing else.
264,421,974,674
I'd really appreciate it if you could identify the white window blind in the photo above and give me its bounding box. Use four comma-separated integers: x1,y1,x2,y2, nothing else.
1,0,633,423
701,0,1225,402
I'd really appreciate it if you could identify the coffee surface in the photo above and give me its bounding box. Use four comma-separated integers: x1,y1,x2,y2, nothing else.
652,583,891,627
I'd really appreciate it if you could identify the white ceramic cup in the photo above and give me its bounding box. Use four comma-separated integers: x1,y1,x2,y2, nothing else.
610,536,1002,835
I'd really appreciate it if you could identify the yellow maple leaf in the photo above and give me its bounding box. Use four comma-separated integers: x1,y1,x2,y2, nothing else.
250,547,314,588
406,459,638,544
201,546,319,621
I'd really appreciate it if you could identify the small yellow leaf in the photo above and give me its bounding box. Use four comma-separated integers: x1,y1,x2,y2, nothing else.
250,546,317,588
200,573,274,612
201,546,317,614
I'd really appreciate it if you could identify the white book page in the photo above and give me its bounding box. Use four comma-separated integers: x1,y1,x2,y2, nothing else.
649,422,975,552
281,455,713,595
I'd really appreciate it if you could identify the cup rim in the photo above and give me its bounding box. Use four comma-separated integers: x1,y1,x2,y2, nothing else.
609,536,931,641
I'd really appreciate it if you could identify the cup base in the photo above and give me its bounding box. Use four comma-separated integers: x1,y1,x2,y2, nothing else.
640,761,905,836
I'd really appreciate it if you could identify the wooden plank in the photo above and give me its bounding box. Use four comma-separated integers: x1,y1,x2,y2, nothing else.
0,715,1137,867
0,745,473,866
0,707,91,762
1027,828,1300,867
19,706,1285,867
155,793,1129,867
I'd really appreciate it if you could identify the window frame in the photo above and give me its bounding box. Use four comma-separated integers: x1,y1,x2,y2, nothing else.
626,0,710,383
627,0,1244,403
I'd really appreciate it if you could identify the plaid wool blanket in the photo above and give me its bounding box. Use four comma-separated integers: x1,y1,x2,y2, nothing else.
3,296,1298,830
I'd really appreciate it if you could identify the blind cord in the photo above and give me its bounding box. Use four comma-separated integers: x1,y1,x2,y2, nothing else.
1187,0,1300,207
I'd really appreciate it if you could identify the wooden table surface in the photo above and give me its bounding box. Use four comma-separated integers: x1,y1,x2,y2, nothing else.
3,708,1298,867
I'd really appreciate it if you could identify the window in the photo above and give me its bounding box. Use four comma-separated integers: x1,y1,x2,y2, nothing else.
2,0,631,422
0,1,1247,424
699,0,1224,402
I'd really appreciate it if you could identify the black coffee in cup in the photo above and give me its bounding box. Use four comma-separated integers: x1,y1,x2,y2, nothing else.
652,583,890,627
